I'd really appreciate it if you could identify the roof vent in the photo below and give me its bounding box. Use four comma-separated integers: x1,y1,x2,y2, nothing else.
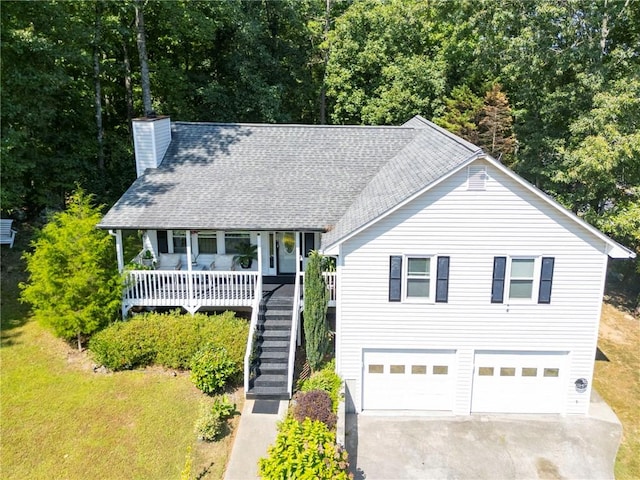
467,165,487,191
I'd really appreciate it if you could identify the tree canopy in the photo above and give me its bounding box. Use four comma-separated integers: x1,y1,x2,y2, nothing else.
2,0,638,270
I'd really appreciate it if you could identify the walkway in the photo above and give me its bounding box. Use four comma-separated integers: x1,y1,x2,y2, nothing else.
224,398,288,480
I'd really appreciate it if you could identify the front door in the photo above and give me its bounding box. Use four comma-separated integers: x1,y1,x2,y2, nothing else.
276,232,296,274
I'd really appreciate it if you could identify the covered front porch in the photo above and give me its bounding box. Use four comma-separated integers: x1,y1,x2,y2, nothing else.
111,229,336,316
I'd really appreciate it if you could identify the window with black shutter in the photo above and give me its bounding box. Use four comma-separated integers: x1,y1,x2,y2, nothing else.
538,257,555,304
491,256,507,303
435,256,450,303
389,256,402,302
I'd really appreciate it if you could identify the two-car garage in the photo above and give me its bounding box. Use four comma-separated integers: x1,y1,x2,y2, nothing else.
362,349,568,414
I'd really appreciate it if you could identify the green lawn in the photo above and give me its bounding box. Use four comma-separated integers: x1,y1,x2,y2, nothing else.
594,302,640,480
0,242,240,479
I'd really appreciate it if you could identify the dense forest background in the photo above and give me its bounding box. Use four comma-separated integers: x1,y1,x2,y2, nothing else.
2,0,639,273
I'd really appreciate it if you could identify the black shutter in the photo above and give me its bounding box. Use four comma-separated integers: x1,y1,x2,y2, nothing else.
389,256,402,302
491,256,506,303
157,231,169,253
304,232,315,257
435,256,450,303
538,257,555,304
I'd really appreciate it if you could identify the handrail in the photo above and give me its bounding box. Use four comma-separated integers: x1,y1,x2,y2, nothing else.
287,271,302,397
244,274,262,393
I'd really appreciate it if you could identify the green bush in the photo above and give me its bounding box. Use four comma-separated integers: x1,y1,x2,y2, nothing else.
88,310,248,372
190,345,236,395
258,417,352,480
298,359,342,412
195,395,237,441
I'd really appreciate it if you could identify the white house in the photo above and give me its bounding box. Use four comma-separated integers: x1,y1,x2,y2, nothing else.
99,115,634,413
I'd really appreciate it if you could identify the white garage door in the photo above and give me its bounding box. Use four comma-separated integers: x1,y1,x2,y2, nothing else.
471,351,568,414
363,349,456,411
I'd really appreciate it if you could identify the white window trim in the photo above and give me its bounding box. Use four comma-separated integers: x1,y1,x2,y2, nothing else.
402,254,436,303
505,256,541,303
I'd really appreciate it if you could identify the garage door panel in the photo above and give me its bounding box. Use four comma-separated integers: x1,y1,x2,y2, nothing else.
363,349,456,411
472,351,567,414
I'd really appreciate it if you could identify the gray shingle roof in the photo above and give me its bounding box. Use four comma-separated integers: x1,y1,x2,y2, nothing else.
99,116,482,244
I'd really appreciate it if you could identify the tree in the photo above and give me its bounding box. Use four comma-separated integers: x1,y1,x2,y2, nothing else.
325,0,450,124
554,77,640,268
134,0,153,116
303,251,330,372
434,85,482,144
477,84,517,166
20,188,122,350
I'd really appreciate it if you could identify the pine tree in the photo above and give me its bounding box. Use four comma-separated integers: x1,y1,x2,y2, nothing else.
303,251,330,372
434,85,483,144
477,84,517,166
20,188,122,350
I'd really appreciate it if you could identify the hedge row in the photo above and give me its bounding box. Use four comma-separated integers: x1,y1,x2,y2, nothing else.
88,311,248,372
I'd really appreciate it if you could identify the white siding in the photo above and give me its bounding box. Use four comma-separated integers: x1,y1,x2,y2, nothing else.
337,159,607,415
133,117,171,177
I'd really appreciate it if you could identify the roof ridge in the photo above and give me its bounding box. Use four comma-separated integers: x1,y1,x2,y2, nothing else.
172,121,415,130
404,115,482,153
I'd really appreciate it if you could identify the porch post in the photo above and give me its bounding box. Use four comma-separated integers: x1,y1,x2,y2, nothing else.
186,230,193,272
256,233,262,275
111,229,125,273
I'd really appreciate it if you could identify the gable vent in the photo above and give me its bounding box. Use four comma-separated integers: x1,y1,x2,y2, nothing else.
467,166,487,191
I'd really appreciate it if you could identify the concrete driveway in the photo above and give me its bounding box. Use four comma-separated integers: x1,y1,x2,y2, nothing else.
345,393,621,480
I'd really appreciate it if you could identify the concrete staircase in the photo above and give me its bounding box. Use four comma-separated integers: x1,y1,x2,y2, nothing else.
247,285,294,399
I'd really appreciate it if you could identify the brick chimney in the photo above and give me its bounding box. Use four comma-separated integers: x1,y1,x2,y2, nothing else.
132,115,171,177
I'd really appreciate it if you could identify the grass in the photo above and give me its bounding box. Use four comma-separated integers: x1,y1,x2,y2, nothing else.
0,239,242,479
593,302,640,480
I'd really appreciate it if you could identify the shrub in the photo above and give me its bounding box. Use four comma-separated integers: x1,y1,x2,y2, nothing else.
259,418,352,480
298,359,342,412
189,344,236,395
88,310,248,372
292,389,337,430
87,321,156,370
194,395,237,442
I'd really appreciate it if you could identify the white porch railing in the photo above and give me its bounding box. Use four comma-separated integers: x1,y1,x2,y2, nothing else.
299,271,337,307
123,270,258,314
323,272,337,306
287,272,302,397
244,275,263,393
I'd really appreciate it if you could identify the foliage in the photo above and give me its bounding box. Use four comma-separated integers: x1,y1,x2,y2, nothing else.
326,0,449,124
298,359,342,412
291,389,337,430
232,242,258,269
258,417,352,480
189,344,236,395
88,310,247,371
303,251,330,372
180,445,192,480
477,84,517,166
19,188,122,350
434,85,483,144
194,395,237,442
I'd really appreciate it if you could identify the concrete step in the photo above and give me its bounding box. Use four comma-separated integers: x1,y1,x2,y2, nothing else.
246,386,289,400
258,362,288,374
258,319,291,330
259,350,288,360
259,339,289,350
264,308,293,318
254,374,287,387
261,329,290,340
